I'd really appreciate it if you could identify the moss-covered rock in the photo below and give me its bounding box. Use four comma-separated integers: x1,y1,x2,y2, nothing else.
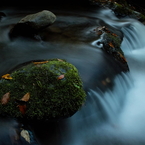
95,26,129,71
90,0,145,22
0,59,86,120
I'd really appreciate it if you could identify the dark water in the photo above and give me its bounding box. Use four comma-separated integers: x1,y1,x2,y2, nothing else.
0,5,145,145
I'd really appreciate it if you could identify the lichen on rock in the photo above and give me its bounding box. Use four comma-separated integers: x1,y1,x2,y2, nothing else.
0,59,86,120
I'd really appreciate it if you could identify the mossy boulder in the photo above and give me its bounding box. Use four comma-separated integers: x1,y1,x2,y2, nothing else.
90,0,145,22
0,59,86,120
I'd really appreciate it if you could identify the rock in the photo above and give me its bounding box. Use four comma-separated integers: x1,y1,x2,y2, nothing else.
20,129,30,143
0,12,6,20
19,10,56,30
0,59,86,120
9,10,56,39
90,0,145,22
95,26,129,71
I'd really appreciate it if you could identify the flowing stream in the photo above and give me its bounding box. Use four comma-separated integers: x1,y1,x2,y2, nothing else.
1,5,145,145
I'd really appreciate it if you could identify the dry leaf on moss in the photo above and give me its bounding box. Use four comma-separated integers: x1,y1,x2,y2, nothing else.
108,42,115,48
57,74,65,80
1,74,12,79
1,92,10,105
33,61,49,65
18,104,27,115
21,93,30,102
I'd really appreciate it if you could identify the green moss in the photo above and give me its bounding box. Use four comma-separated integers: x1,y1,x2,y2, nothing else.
137,13,145,22
110,2,132,17
102,32,123,55
90,0,145,22
0,59,86,120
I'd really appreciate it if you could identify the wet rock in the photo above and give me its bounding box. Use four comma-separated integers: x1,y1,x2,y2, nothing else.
9,10,56,39
19,10,56,30
95,26,129,71
0,117,38,145
20,129,30,143
0,12,6,20
0,59,86,120
90,0,145,22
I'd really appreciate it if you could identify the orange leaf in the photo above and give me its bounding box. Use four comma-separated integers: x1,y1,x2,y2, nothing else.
21,93,30,102
33,61,49,65
118,52,127,62
1,92,10,105
18,105,26,115
1,74,12,80
57,74,65,80
108,42,114,48
111,33,118,37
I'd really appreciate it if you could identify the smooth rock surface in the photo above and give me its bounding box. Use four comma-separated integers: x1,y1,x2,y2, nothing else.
9,10,56,39
19,10,56,30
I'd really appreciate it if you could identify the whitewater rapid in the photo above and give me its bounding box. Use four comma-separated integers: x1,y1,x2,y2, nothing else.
62,10,145,145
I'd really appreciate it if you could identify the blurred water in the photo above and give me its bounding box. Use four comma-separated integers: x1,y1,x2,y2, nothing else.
60,9,145,145
1,6,145,145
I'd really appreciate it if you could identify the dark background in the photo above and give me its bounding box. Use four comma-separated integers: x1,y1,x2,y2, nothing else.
1,0,90,8
1,0,145,9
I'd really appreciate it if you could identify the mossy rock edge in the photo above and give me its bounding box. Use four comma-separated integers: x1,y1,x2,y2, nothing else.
0,59,86,120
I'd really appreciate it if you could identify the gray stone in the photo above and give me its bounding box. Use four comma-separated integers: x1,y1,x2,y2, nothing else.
9,10,56,39
19,10,56,30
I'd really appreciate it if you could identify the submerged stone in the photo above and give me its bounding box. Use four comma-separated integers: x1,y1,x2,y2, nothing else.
0,59,86,120
9,10,56,39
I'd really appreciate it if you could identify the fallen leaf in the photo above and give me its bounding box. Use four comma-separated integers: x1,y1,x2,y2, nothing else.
108,42,114,48
21,93,30,102
33,61,49,65
18,104,26,115
1,74,12,80
57,59,64,62
20,129,30,143
1,92,10,105
57,74,65,80
118,52,127,62
111,33,118,37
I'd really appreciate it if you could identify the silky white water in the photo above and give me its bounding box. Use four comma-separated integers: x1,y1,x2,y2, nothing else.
61,10,145,145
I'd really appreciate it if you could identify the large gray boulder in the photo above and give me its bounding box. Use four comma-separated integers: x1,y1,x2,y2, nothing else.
19,10,56,30
9,10,56,39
